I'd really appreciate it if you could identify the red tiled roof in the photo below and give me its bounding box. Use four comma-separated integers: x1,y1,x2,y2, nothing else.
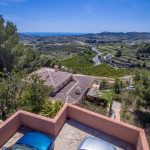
28,68,94,104
28,68,72,88
52,75,94,104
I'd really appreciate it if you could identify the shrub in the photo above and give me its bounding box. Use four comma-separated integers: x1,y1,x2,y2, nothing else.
40,100,63,118
21,75,51,113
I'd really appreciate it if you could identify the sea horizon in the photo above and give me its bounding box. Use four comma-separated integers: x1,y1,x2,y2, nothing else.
20,32,87,37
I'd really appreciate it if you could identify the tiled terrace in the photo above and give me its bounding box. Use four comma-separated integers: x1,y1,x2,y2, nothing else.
1,119,134,150
54,119,134,150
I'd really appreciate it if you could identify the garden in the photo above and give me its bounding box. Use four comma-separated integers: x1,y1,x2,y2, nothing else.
0,73,63,121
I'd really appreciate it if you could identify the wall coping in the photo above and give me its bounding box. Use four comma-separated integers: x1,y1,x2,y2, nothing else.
0,103,149,150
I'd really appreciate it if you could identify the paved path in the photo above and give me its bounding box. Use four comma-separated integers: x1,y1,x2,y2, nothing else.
111,101,121,121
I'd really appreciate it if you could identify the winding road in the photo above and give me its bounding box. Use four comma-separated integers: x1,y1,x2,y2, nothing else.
91,47,102,66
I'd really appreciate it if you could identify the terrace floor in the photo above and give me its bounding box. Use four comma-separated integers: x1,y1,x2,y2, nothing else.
1,126,32,149
54,119,134,150
1,119,135,150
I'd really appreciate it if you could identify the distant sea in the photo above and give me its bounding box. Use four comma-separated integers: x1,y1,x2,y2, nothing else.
20,32,87,37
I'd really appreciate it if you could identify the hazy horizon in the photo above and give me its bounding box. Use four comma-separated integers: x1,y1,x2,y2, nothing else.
20,31,150,34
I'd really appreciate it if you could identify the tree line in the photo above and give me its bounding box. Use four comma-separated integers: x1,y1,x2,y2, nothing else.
0,16,62,120
0,15,61,73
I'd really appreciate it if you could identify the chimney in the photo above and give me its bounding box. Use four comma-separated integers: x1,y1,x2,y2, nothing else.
54,65,59,72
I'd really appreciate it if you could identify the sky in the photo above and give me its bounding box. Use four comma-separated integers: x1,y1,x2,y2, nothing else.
0,0,150,33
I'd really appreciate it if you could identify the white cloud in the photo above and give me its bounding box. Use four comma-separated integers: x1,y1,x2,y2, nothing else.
0,0,27,6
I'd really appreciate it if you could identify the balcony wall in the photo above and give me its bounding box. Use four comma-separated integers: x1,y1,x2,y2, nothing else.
68,104,139,144
136,130,149,150
0,111,21,146
0,103,149,150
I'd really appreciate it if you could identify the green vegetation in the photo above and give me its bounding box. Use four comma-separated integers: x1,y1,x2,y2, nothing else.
134,71,150,107
0,16,62,120
62,50,94,72
118,71,150,147
40,101,63,118
0,72,24,119
0,15,18,72
97,43,150,69
21,75,51,113
0,15,150,146
113,78,124,94
0,73,63,120
77,100,107,116
39,44,90,59
137,43,150,56
101,91,114,105
97,44,126,55
87,72,150,146
62,53,131,77
0,15,61,73
115,49,122,57
100,79,109,90
136,44,150,68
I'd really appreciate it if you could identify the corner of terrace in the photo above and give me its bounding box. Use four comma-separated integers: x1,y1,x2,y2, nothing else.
0,103,149,150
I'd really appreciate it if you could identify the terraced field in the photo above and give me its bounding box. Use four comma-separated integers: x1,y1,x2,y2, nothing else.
97,44,150,67
62,52,132,78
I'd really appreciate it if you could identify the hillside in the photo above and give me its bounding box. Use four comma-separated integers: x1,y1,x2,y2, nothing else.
20,32,150,70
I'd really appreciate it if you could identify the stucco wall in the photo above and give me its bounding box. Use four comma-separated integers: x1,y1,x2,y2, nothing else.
0,104,149,150
20,110,55,135
53,103,68,136
0,111,21,146
67,104,140,145
136,130,149,150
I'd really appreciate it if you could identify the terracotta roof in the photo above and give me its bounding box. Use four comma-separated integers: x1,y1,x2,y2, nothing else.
28,68,94,104
52,75,94,104
28,68,72,88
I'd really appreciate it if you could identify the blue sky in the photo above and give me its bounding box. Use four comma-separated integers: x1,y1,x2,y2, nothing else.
0,0,150,33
